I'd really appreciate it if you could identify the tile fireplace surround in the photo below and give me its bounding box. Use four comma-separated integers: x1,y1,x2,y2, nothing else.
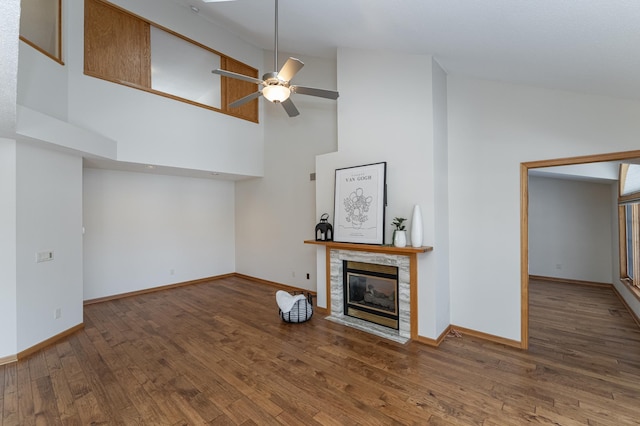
305,241,432,343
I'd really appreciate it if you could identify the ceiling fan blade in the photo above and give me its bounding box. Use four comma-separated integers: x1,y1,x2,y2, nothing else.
281,98,300,117
277,57,304,82
212,69,264,85
291,85,339,100
229,91,262,108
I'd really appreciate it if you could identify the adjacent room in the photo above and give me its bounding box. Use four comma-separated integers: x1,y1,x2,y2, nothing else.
1,0,639,423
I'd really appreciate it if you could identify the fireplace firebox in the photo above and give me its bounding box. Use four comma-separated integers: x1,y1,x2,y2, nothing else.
343,261,399,329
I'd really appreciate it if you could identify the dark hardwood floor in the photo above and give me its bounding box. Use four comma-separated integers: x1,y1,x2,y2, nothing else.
2,276,640,425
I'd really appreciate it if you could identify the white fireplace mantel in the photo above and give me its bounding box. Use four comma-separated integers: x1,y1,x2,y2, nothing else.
305,240,433,341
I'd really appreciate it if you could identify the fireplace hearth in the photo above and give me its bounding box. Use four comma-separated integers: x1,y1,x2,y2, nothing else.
326,248,412,343
344,261,399,329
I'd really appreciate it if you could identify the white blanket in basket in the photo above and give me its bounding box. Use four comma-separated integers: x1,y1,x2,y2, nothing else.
276,290,307,313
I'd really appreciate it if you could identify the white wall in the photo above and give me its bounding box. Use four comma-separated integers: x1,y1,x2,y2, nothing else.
235,52,337,290
83,168,236,300
0,139,17,358
18,40,68,122
0,0,18,137
16,143,83,352
318,48,435,248
63,0,265,176
448,76,640,341
316,48,444,339
528,175,614,283
15,0,117,160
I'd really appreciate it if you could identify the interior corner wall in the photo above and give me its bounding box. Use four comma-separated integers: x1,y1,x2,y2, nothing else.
316,48,440,339
448,76,640,341
15,143,83,352
432,59,450,334
0,138,17,358
83,168,236,300
528,175,614,283
234,52,337,291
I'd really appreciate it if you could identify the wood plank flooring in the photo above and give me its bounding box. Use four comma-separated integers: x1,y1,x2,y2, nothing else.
2,276,640,425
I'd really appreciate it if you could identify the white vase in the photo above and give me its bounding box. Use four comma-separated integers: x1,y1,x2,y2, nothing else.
411,204,423,247
393,230,407,247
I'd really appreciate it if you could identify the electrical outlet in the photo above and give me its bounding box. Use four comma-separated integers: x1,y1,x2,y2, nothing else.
170,269,175,275
54,308,61,320
555,263,562,270
36,251,54,263
292,271,295,278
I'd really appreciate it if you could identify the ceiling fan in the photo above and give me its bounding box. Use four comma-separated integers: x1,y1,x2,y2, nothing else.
211,0,339,117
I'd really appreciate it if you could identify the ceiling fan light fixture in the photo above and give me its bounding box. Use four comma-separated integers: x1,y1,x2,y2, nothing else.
210,0,338,117
262,85,291,103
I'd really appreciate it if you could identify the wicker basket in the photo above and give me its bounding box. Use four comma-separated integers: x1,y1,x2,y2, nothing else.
279,292,313,323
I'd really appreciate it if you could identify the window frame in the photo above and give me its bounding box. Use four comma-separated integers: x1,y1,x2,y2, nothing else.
19,0,64,65
618,165,640,300
84,0,259,123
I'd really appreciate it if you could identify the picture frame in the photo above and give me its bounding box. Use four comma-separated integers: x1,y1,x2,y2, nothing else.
333,162,387,244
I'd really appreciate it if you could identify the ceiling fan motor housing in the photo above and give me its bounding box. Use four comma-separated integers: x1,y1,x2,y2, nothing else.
262,71,282,83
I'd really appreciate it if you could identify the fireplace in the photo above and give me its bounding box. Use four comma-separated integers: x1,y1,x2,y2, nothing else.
343,261,399,329
324,247,414,343
304,240,432,343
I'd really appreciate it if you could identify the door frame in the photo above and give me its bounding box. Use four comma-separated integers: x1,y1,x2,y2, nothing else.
520,149,640,349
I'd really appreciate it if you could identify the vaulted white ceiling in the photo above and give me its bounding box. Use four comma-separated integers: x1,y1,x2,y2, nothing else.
173,0,640,101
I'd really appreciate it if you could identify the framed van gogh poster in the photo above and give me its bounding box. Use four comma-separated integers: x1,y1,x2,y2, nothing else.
333,162,387,244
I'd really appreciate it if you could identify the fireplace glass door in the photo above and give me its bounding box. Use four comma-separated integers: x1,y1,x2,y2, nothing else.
343,261,399,329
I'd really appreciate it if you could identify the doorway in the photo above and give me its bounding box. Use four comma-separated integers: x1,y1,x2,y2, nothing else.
520,149,640,349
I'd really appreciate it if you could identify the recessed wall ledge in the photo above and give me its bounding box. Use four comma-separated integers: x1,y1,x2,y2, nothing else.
16,105,117,159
